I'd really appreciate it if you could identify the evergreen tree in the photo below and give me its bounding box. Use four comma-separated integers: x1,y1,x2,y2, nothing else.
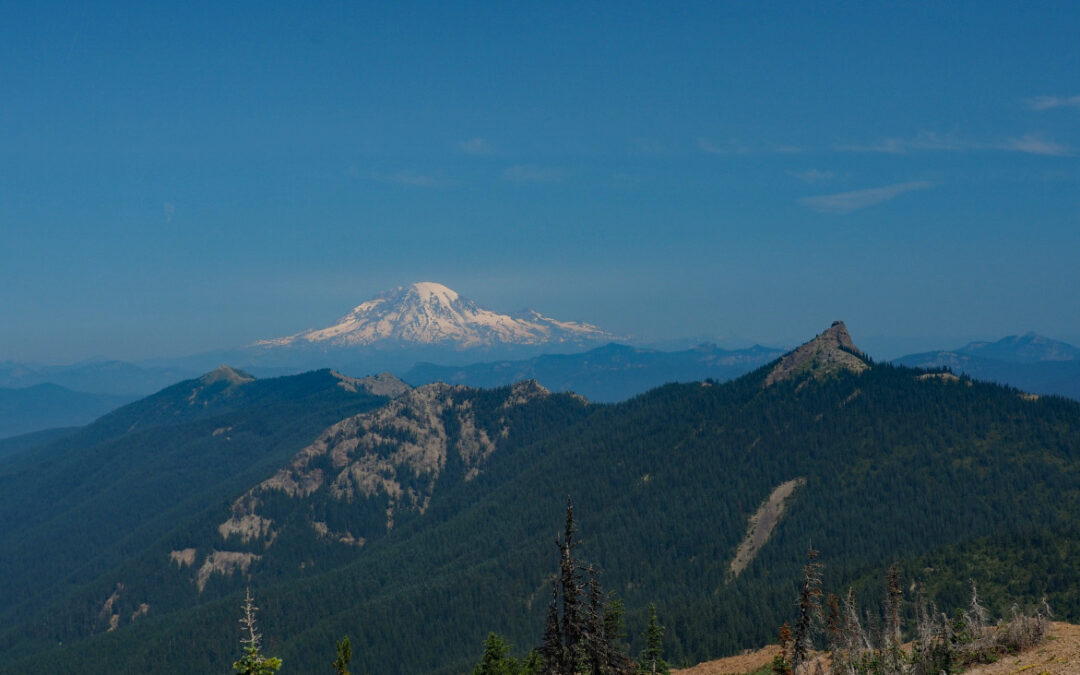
522,650,542,675
585,567,634,675
333,636,351,675
636,604,669,675
791,546,823,675
540,580,565,675
473,633,529,675
537,499,632,675
232,587,283,675
558,497,585,669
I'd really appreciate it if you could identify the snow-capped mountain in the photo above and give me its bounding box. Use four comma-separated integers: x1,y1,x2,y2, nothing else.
256,282,618,350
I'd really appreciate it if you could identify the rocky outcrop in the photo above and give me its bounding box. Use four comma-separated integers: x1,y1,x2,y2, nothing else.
218,513,274,544
501,380,550,408
218,381,543,547
330,370,412,398
195,551,260,592
765,321,869,386
169,548,197,568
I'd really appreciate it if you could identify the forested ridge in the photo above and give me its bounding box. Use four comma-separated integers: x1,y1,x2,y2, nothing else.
1,353,1078,674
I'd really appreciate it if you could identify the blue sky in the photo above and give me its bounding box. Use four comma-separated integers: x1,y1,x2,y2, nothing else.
2,1,1078,362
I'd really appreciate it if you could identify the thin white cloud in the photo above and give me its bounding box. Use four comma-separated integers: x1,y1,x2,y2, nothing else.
378,171,446,187
837,132,968,154
503,165,565,183
788,169,836,183
998,134,1074,156
459,138,494,155
163,202,175,223
1026,95,1080,111
699,138,802,155
698,138,748,155
839,131,1073,157
799,181,933,214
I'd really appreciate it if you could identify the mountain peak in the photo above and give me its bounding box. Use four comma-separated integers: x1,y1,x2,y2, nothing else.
199,366,255,386
764,321,869,386
256,282,618,350
957,332,1080,363
407,281,460,305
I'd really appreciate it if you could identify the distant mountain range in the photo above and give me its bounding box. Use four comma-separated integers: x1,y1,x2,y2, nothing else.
0,384,134,439
0,359,196,396
4,322,1079,440
894,332,1080,400
3,283,1078,439
3,322,1079,674
405,341,784,402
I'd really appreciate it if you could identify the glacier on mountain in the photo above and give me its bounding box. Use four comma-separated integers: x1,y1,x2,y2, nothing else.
256,282,616,349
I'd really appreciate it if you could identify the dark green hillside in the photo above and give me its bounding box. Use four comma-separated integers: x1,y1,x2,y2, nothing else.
0,368,396,659
0,425,76,459
7,338,1079,675
0,377,593,669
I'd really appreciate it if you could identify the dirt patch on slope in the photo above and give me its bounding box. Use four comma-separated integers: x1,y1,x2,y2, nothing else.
730,478,806,577
673,644,780,675
964,622,1080,675
675,623,1080,675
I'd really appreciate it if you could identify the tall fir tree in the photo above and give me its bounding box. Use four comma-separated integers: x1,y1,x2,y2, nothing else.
558,496,585,671
636,604,669,675
540,580,565,675
791,546,823,675
535,498,632,675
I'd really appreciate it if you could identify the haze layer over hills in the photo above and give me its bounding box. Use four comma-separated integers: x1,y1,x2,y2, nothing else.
3,284,1079,439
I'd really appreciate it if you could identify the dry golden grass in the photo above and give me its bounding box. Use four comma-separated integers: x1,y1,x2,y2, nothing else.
674,623,1080,675
963,622,1080,675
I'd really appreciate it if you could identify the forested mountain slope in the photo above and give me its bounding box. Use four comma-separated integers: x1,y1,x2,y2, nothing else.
0,367,400,659
3,324,1079,674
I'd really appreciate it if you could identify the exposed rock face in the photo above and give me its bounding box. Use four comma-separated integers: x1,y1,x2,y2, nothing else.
130,603,149,622
169,549,197,568
917,372,960,383
217,380,546,549
217,514,274,543
195,551,260,592
99,583,124,631
765,321,869,387
501,380,550,408
331,370,411,398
